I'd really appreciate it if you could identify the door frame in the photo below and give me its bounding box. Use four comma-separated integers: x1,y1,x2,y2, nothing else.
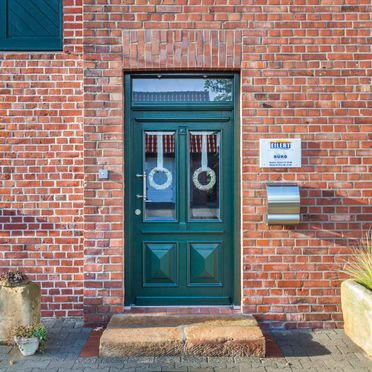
124,72,241,306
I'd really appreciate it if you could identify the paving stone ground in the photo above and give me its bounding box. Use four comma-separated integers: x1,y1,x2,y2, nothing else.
0,319,371,371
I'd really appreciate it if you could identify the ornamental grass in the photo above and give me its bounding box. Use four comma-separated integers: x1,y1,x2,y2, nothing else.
343,229,372,291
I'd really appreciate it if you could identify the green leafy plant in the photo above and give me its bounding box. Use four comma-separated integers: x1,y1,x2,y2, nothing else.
0,271,28,287
12,324,47,352
343,230,372,290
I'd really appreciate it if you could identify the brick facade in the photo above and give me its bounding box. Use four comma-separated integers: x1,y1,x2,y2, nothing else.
0,0,84,318
1,0,371,328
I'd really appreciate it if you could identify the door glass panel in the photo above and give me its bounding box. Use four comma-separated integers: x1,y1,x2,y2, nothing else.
144,132,176,221
189,131,220,220
133,78,233,103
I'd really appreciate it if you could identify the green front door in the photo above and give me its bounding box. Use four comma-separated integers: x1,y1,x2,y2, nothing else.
125,74,239,306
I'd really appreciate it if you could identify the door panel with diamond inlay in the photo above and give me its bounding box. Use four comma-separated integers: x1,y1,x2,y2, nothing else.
143,243,178,287
188,243,222,286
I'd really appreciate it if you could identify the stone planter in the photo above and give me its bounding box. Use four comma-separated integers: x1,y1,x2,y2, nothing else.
0,282,40,344
14,336,40,356
341,279,372,357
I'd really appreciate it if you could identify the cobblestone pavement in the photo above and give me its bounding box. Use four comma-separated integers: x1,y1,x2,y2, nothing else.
0,319,371,371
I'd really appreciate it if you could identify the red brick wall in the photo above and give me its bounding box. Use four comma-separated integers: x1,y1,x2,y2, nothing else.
83,1,371,328
1,0,371,328
0,0,84,318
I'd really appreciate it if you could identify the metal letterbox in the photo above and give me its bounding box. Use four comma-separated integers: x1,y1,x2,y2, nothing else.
266,183,300,225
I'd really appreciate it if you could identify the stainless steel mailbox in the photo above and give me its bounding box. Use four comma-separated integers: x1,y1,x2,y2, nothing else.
266,183,300,225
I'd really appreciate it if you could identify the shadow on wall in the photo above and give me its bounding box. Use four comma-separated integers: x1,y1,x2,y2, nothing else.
299,186,371,244
0,208,81,234
0,208,57,236
0,208,82,267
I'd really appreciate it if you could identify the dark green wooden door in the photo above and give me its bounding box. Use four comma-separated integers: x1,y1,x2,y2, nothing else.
125,74,238,306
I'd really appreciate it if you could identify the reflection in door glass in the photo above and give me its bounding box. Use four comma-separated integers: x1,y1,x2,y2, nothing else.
133,78,233,103
144,132,176,221
189,131,220,220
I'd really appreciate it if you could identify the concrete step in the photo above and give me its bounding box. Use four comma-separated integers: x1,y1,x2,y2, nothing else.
99,313,265,358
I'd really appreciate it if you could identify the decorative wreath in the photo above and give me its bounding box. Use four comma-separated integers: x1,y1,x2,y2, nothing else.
148,167,173,190
192,167,216,191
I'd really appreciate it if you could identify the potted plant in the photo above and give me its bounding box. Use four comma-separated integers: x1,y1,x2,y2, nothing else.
0,271,29,287
12,323,47,356
0,270,40,344
341,230,372,357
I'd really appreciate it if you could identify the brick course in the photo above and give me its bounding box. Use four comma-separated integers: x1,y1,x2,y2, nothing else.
1,0,371,328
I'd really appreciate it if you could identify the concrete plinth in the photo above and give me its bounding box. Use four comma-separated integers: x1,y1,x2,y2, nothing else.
341,279,372,357
0,282,40,344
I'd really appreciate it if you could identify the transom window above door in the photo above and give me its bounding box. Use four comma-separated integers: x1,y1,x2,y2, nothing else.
132,77,233,103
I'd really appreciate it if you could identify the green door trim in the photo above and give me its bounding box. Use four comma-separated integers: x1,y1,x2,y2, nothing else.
124,72,241,306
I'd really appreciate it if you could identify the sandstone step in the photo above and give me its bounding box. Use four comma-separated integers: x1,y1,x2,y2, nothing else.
99,313,265,358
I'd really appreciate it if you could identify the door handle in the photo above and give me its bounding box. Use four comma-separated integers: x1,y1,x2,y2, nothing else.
136,171,147,201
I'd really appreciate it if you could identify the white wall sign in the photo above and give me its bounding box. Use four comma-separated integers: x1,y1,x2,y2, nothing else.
260,138,301,168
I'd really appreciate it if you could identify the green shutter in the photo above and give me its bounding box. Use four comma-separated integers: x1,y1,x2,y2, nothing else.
0,0,63,51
